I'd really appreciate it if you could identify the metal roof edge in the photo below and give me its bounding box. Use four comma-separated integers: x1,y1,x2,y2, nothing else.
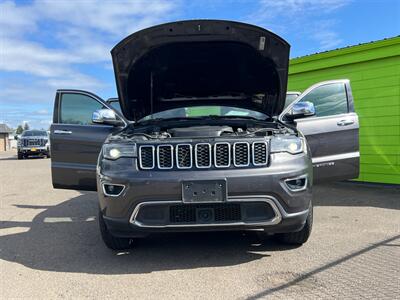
289,36,400,71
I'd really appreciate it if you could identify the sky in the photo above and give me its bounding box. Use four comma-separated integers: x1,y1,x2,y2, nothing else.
0,0,399,129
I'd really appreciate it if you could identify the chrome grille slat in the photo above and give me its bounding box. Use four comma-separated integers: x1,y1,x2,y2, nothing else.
214,142,231,168
157,145,173,169
252,142,268,166
233,142,250,167
195,143,212,168
176,144,192,169
139,145,155,169
138,141,268,170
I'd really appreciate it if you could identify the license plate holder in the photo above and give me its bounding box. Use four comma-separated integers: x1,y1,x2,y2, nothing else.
182,180,227,203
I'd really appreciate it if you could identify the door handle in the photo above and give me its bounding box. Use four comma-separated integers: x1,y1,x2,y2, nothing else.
337,119,354,126
54,130,72,135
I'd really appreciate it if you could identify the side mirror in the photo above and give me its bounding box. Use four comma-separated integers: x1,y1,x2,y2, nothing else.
92,109,123,126
286,101,315,121
14,135,19,140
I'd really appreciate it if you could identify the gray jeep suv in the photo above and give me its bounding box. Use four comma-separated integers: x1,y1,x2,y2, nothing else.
50,20,359,250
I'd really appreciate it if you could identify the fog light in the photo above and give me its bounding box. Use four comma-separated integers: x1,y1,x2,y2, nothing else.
103,184,125,197
284,176,307,192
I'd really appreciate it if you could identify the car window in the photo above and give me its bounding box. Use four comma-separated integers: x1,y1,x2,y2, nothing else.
298,83,348,117
60,94,103,125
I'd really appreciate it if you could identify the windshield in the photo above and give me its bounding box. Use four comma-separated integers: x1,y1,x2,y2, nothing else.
140,106,267,121
22,130,48,137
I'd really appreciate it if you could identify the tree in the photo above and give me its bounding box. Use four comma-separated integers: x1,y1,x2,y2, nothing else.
23,123,30,131
16,125,24,134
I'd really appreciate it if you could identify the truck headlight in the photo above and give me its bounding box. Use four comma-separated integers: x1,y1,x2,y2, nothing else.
103,143,136,160
270,137,304,154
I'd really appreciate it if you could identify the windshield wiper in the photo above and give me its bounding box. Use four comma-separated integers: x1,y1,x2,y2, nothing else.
204,115,268,121
137,116,202,124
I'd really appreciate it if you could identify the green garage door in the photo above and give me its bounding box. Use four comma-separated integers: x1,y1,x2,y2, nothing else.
288,37,400,184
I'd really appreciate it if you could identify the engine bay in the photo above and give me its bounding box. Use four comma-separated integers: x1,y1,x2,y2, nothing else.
111,119,297,142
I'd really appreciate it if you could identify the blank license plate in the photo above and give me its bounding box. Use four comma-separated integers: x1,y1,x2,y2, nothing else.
182,180,227,203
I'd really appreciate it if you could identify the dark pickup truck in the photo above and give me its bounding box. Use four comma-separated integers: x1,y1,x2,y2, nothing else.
17,130,50,159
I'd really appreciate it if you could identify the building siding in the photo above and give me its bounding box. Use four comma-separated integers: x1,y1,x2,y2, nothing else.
288,37,400,184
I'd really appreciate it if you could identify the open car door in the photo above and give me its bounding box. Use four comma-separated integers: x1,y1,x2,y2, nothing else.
50,90,126,191
281,79,359,183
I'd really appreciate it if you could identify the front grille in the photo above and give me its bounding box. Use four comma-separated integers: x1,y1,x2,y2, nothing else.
138,141,269,170
23,139,46,147
133,201,278,227
170,203,241,223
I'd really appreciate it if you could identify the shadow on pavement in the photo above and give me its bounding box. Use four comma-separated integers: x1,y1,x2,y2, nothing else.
314,181,400,210
0,193,298,274
1,182,398,274
0,155,47,161
246,234,400,299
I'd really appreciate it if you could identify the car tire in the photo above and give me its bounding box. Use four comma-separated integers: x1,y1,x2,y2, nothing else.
46,153,51,158
17,152,23,160
98,210,134,251
277,201,313,245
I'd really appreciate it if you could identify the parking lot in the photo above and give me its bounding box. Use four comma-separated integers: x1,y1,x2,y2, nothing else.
0,150,399,299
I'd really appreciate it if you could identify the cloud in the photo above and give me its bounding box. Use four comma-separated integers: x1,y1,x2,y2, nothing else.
34,109,49,115
0,1,37,37
36,0,176,35
247,0,350,52
0,0,178,129
311,20,343,50
256,0,350,17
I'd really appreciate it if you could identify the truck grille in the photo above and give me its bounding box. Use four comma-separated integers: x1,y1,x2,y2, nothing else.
138,141,268,170
22,138,47,147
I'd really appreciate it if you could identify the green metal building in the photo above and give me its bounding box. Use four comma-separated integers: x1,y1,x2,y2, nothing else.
288,37,400,184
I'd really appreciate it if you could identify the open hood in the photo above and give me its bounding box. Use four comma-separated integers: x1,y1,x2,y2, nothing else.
111,20,290,121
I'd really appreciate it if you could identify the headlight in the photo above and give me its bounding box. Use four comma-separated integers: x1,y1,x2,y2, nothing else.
270,136,304,154
103,143,136,160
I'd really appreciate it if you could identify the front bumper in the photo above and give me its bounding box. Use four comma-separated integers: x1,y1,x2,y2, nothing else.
97,152,312,237
18,146,49,155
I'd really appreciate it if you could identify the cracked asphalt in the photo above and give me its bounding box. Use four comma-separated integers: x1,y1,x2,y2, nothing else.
1,150,399,299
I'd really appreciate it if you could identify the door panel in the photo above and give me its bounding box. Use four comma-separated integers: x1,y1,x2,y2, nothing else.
282,80,360,183
296,113,359,182
50,90,124,191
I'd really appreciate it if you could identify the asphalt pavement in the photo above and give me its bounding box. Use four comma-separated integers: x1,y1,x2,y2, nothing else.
1,150,399,299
